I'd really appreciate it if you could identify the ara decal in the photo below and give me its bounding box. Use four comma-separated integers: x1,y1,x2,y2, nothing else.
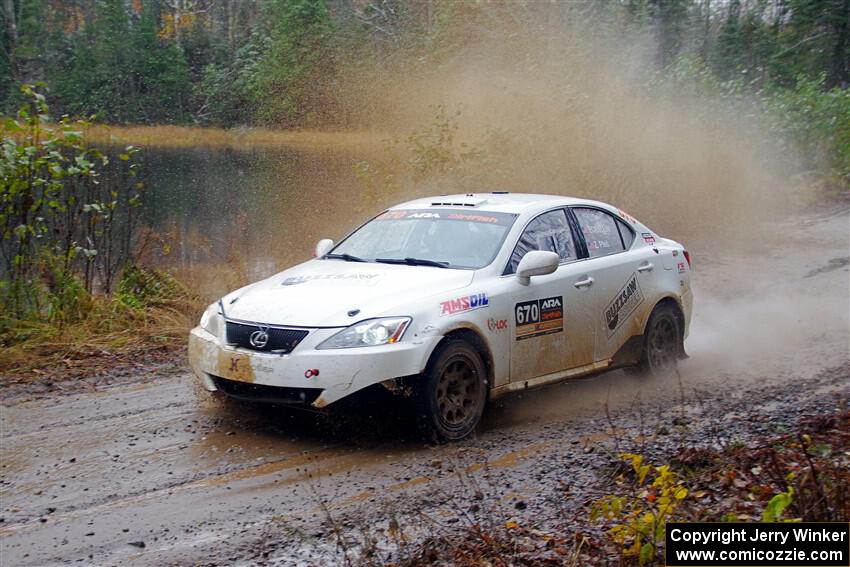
515,296,563,340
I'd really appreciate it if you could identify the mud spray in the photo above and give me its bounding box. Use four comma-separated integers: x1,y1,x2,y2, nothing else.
335,10,801,240
251,9,848,420
259,9,801,256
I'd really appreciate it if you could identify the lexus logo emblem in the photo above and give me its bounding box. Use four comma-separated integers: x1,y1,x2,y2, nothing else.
249,329,269,349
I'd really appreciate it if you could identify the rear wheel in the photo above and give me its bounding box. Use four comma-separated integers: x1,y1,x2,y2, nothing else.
415,340,487,442
636,303,681,375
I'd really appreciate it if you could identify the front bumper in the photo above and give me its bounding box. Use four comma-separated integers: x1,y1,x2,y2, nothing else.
188,326,440,408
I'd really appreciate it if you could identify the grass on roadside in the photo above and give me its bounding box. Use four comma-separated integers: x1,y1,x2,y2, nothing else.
0,268,204,384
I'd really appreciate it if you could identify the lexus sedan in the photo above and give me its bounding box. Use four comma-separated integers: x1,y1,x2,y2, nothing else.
189,193,692,441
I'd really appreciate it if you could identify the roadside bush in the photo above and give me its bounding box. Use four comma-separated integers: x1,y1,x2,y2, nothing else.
763,76,850,189
115,265,190,310
660,57,850,191
699,411,850,522
0,84,144,322
592,454,689,566
0,85,205,380
591,409,849,564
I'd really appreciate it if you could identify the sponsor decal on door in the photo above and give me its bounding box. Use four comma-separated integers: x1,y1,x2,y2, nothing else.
605,273,645,336
515,296,564,340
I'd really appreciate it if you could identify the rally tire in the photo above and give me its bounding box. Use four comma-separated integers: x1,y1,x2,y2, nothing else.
634,303,682,375
414,340,487,443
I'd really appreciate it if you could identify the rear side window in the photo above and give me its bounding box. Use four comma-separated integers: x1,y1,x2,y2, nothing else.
573,207,625,258
616,218,635,249
506,209,576,274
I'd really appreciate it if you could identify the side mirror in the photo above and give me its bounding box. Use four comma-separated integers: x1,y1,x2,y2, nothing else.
315,238,334,258
516,250,560,286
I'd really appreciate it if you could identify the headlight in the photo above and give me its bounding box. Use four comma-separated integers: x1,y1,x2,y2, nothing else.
316,317,411,350
200,303,223,338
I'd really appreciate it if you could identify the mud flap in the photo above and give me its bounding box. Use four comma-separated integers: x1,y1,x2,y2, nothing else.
610,334,644,368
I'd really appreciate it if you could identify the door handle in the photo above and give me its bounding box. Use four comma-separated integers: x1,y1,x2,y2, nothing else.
637,262,654,273
574,276,594,289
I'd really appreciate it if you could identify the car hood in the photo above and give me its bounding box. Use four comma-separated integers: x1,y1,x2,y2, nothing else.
222,259,475,327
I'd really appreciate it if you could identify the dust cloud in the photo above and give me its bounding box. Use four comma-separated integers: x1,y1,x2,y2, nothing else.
222,10,803,268
332,10,801,248
325,11,846,418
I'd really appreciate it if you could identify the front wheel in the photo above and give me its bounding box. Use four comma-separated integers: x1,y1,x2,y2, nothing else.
636,303,681,375
414,340,487,443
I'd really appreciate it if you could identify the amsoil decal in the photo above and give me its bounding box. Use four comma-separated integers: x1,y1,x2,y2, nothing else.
282,273,382,286
642,232,656,245
515,296,564,341
487,318,508,332
605,273,644,336
440,292,489,316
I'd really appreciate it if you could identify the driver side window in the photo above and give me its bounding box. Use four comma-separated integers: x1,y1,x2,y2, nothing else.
505,209,576,275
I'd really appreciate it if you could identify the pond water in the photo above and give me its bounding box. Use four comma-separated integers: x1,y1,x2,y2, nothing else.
134,144,379,294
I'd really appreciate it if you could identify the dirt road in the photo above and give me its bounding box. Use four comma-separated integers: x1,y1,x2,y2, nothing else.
2,209,848,566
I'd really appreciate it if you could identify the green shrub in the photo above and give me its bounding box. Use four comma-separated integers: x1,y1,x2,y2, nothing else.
1,84,144,321
763,75,850,185
115,266,188,310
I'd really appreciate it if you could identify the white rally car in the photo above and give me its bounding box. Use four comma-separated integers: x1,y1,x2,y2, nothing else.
189,193,692,441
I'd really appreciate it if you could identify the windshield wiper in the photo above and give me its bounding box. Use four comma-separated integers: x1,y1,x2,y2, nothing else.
324,253,367,263
376,257,450,268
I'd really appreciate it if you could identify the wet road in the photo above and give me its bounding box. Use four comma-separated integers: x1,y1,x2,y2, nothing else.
1,210,848,566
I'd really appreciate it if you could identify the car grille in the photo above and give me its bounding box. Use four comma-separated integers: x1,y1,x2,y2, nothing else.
210,376,322,406
225,321,309,353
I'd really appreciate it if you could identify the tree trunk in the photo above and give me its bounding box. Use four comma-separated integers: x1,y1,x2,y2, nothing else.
827,0,849,87
174,0,182,50
226,0,234,51
3,0,18,80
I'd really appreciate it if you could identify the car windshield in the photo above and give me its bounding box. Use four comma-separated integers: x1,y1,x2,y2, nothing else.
329,209,518,269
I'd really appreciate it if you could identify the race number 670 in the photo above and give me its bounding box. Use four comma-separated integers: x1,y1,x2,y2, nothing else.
516,302,539,325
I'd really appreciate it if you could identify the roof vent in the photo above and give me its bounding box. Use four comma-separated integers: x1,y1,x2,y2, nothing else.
430,197,488,207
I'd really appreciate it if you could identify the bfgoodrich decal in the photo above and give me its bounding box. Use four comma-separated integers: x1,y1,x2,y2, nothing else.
515,296,563,340
282,273,382,286
605,273,644,336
